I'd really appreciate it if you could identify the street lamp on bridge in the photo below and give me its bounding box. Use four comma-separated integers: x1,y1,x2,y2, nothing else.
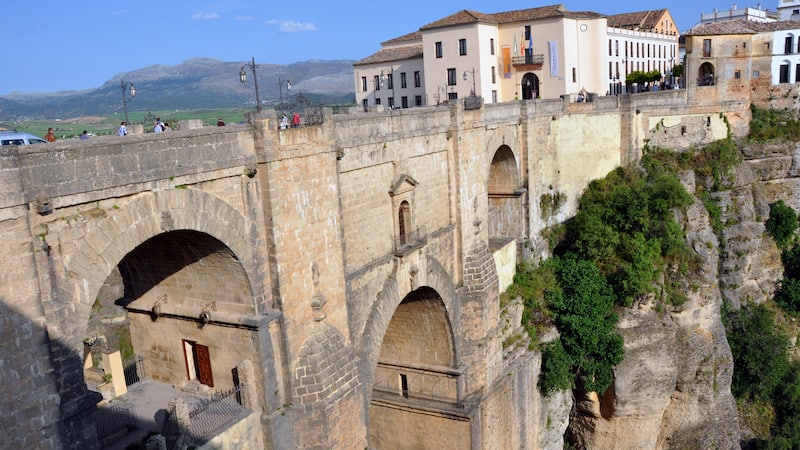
120,80,136,125
278,78,292,107
463,68,476,96
240,56,262,112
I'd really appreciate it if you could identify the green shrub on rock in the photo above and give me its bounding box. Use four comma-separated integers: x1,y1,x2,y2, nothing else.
766,200,798,250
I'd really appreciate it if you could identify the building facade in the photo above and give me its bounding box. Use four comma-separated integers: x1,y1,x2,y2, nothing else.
607,9,681,93
777,0,800,20
699,4,779,25
685,19,800,106
354,5,680,108
353,32,426,110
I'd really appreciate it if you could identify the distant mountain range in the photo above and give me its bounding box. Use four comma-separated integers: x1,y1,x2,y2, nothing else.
0,58,356,121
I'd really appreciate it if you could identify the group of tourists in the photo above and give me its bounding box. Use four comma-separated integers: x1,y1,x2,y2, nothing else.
280,111,301,129
116,117,171,136
43,127,90,141
152,117,170,133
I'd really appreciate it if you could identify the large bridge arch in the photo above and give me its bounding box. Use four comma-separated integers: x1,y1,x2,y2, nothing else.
59,188,270,352
361,257,467,448
358,257,459,396
44,188,280,424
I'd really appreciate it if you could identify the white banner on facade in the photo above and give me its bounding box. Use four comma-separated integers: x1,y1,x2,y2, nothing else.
549,41,559,77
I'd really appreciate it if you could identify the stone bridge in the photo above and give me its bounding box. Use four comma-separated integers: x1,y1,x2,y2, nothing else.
0,92,746,449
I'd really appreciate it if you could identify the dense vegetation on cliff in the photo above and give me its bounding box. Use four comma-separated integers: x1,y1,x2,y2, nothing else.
509,161,696,394
641,106,800,446
726,107,800,447
510,105,800,446
731,195,800,448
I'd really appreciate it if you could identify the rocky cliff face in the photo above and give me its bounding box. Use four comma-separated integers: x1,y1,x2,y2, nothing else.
562,140,800,449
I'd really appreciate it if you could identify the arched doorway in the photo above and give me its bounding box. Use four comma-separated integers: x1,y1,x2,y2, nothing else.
369,287,469,449
698,62,715,86
521,72,540,99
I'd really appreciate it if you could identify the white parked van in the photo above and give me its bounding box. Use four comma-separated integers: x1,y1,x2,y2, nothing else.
0,131,48,145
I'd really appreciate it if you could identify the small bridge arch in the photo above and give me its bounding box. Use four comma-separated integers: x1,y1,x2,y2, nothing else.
488,144,525,243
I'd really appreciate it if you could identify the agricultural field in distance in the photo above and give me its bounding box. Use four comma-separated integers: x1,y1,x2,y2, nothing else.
1,109,253,140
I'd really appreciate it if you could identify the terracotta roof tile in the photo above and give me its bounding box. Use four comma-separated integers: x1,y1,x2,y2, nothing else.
688,19,800,36
607,9,667,30
419,10,496,30
418,4,605,30
381,31,422,46
353,44,424,66
488,4,568,23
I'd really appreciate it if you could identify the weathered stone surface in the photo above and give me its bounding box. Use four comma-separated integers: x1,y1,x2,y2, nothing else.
0,97,759,449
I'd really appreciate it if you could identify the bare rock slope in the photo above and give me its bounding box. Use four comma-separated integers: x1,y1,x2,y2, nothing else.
565,140,799,449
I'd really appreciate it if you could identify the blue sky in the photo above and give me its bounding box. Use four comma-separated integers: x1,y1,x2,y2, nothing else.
3,1,752,94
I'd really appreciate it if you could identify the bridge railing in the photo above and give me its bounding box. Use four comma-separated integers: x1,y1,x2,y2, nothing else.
163,383,250,448
95,401,136,447
394,225,427,256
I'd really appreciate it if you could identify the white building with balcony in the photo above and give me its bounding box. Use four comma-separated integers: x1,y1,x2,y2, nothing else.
353,5,680,109
770,24,800,83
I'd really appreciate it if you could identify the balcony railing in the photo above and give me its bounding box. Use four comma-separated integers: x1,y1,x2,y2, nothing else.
512,54,544,66
394,225,427,256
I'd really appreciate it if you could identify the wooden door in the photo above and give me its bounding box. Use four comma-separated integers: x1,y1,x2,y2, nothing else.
195,344,214,387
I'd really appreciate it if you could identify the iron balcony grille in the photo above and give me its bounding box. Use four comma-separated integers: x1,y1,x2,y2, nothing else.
512,54,545,66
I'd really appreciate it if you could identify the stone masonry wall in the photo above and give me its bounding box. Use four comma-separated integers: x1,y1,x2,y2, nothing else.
0,94,752,449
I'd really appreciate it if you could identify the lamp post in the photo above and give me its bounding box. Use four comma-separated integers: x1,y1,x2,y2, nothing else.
239,56,262,112
278,78,292,108
120,79,136,125
669,57,676,88
374,71,386,107
385,67,396,109
463,68,477,96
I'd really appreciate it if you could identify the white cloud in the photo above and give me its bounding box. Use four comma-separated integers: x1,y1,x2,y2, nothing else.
266,19,317,32
192,12,221,20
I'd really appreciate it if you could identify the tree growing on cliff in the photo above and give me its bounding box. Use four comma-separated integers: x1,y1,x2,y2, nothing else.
726,304,790,401
766,200,798,250
766,201,800,314
539,256,624,394
559,165,693,306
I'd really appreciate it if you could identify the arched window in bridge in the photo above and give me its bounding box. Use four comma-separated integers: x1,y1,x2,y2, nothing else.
389,174,423,255
398,200,412,246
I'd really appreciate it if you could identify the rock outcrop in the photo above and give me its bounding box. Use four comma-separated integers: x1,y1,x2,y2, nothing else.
564,140,799,449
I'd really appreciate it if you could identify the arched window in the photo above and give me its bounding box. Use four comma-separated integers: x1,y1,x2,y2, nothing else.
398,201,412,246
389,174,421,255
